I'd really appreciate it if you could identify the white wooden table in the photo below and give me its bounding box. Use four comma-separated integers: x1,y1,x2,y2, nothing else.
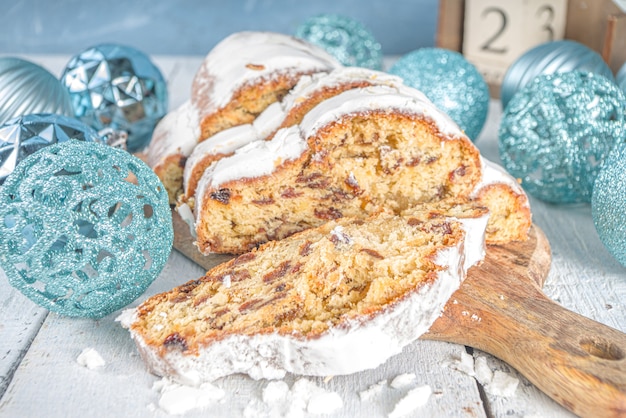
0,55,624,417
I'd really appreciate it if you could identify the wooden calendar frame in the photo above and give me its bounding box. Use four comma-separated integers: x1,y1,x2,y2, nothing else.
437,0,626,97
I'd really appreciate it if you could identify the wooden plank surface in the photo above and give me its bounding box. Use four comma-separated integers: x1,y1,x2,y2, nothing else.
0,56,624,418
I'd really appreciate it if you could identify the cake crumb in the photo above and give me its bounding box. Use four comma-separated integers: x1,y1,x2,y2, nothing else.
76,348,105,370
485,370,519,397
388,385,432,418
359,379,387,401
323,375,334,384
154,377,225,415
448,351,475,376
262,380,289,404
390,373,416,389
473,356,493,385
307,391,344,415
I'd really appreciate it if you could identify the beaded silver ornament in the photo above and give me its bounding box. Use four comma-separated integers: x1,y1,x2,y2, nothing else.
0,141,173,318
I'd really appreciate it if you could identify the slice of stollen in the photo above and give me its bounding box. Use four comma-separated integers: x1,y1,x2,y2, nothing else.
120,205,488,385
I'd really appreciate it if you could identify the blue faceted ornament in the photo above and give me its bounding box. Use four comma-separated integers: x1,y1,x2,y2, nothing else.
389,48,489,141
0,141,173,318
499,71,626,204
0,113,103,184
592,142,626,267
60,44,168,153
295,14,383,70
0,57,74,126
501,40,615,109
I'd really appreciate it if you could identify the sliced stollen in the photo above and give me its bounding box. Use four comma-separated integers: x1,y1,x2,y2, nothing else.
146,31,341,203
190,83,530,254
120,205,489,385
182,67,405,201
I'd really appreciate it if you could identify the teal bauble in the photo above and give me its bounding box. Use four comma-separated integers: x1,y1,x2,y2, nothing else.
592,142,626,267
295,14,383,70
0,141,173,318
389,48,489,141
499,71,626,204
501,40,614,109
0,57,74,125
617,62,626,96
61,44,168,153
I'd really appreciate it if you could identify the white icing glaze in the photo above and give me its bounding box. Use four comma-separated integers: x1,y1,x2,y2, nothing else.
300,85,464,140
183,124,258,195
146,101,200,168
195,125,307,222
279,67,404,114
121,214,487,385
192,31,341,114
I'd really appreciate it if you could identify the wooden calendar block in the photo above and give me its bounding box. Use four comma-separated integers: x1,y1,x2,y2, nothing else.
462,0,568,87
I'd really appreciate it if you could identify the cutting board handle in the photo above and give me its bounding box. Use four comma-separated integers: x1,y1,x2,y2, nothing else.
490,290,626,418
426,226,626,417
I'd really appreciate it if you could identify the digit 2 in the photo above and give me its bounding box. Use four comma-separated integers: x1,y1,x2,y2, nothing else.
480,7,508,54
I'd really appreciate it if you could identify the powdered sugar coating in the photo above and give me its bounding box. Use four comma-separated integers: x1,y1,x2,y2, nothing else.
121,215,487,385
191,31,341,118
299,84,463,140
146,101,200,168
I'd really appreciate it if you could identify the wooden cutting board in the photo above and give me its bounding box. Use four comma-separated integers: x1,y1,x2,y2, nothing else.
170,211,626,418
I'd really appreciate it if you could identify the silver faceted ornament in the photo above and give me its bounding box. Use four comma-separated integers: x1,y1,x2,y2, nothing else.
0,57,74,125
60,44,168,153
0,113,103,184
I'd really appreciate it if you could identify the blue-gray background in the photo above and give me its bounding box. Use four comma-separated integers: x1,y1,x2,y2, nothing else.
0,0,439,56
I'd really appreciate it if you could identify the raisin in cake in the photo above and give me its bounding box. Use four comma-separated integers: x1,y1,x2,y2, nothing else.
191,84,490,254
182,67,405,201
146,31,341,203
120,205,489,384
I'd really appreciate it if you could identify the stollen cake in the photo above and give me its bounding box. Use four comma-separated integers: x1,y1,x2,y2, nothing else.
190,84,530,254
182,67,406,201
146,31,341,202
120,205,489,384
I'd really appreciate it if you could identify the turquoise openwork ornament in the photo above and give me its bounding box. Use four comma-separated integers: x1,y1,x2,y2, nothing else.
0,141,173,318
295,14,383,70
0,113,103,184
592,142,626,267
60,44,168,153
499,71,626,204
389,48,489,141
501,40,614,109
0,57,74,125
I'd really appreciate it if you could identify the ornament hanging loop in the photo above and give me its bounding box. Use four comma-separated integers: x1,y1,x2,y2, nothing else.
99,128,128,150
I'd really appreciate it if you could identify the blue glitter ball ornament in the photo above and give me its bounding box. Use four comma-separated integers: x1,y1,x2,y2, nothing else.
617,62,626,95
0,113,103,184
501,40,615,109
389,48,489,141
0,141,173,318
295,14,383,70
499,71,626,204
60,44,168,153
592,142,626,267
0,57,74,125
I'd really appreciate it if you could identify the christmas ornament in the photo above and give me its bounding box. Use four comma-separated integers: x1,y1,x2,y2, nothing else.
0,57,74,125
389,48,489,141
60,44,168,153
0,141,173,318
0,113,103,184
617,62,626,95
499,71,626,204
295,14,383,70
501,40,615,109
592,142,626,267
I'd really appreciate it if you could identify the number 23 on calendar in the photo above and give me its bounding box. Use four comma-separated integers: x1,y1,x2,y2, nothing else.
463,0,567,83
